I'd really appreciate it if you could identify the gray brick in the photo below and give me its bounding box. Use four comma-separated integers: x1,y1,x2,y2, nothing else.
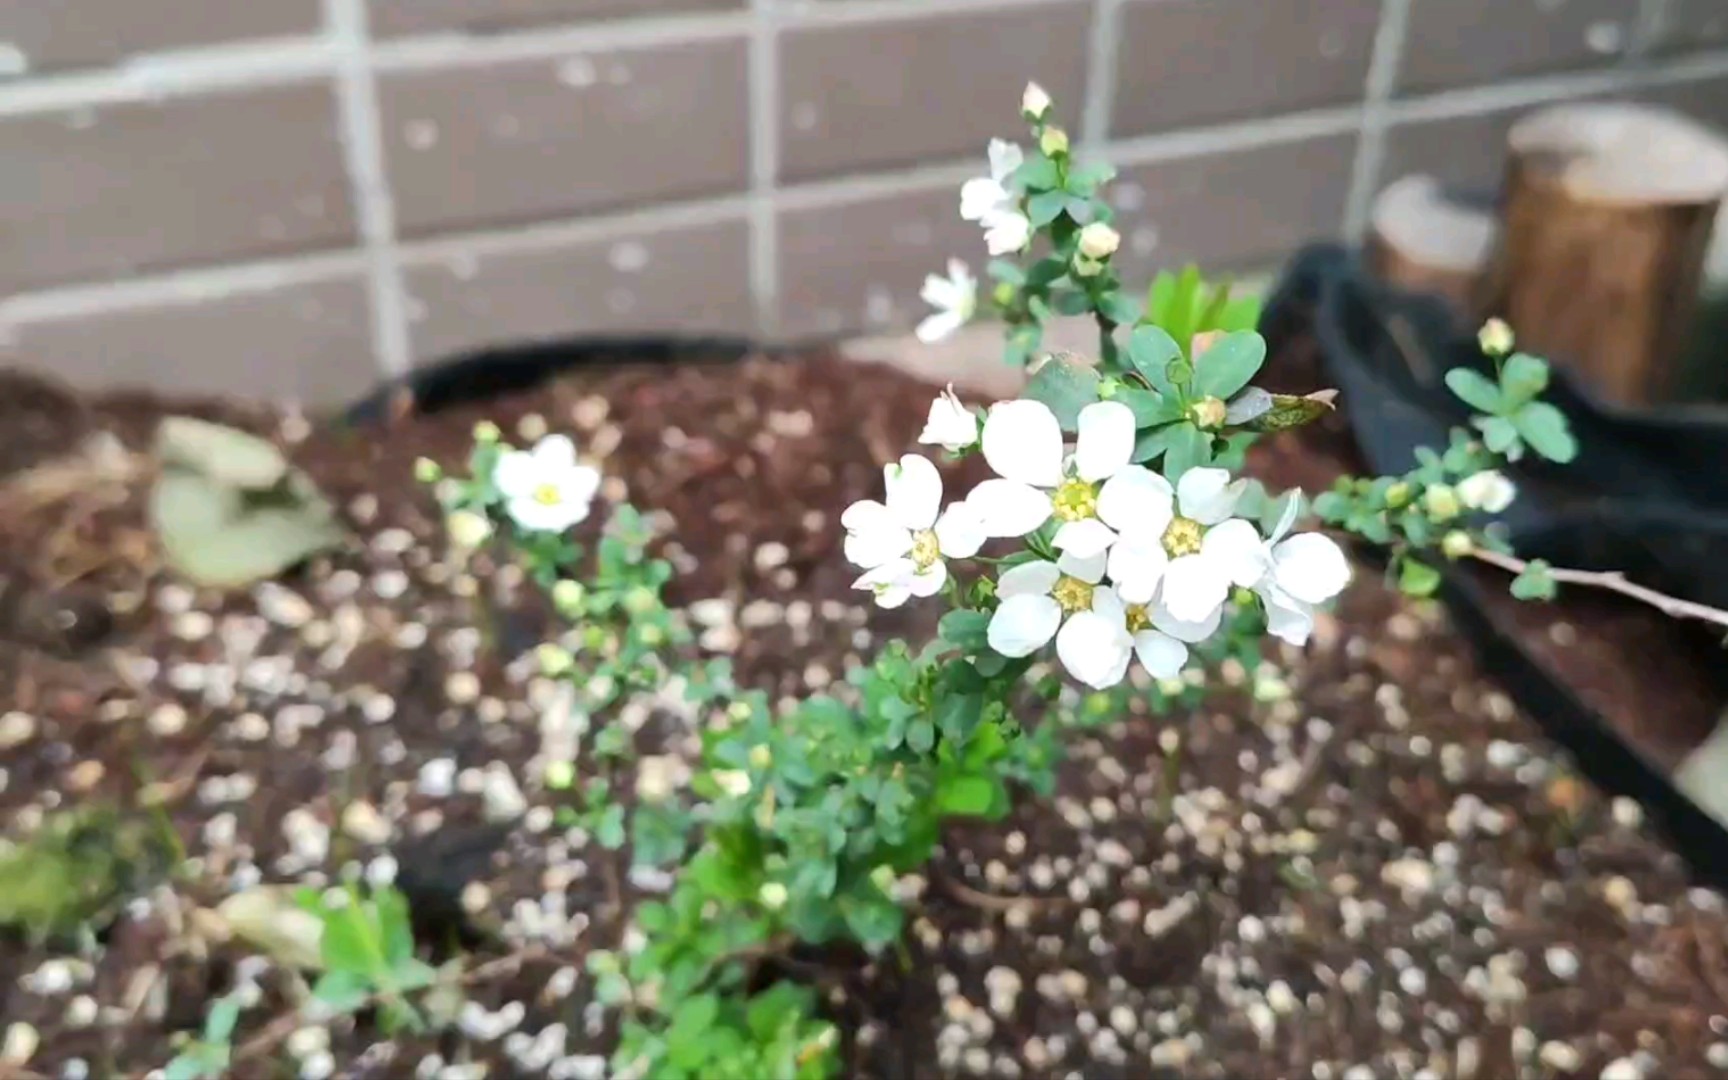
1398,0,1638,95
368,0,743,38
0,0,320,73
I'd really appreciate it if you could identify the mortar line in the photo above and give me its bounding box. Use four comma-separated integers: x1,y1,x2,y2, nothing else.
749,0,781,340
327,0,412,377
1342,0,1414,243
1080,0,1125,150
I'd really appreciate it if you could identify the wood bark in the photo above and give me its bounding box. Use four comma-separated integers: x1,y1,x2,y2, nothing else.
1476,102,1728,405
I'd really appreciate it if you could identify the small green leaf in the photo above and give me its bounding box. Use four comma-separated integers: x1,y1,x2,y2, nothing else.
907,719,935,755
155,416,290,489
1512,402,1577,463
311,970,372,1014
938,610,991,652
1098,291,1142,326
1065,160,1116,193
937,774,996,816
1476,415,1522,455
204,998,242,1044
1510,559,1558,600
596,804,627,850
1191,331,1266,400
1398,559,1443,598
1015,155,1061,191
1130,425,1174,464
1115,386,1183,427
1311,491,1351,523
1025,357,1102,431
986,259,1025,286
1125,325,1184,395
1445,368,1503,413
843,896,904,950
1498,352,1549,406
1161,423,1212,481
936,692,984,743
1026,190,1069,227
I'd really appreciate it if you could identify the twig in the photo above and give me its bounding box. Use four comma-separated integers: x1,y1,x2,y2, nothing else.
1466,547,1728,631
936,869,1070,914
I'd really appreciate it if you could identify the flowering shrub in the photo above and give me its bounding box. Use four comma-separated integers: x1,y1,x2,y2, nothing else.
434,87,1577,1078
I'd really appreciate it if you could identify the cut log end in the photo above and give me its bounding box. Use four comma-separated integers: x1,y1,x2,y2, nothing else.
1367,174,1498,313
1509,102,1728,206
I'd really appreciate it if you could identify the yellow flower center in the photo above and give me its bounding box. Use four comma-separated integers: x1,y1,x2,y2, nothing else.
1051,574,1094,614
910,529,941,570
1162,515,1203,558
1125,603,1152,633
533,482,563,506
1051,477,1099,523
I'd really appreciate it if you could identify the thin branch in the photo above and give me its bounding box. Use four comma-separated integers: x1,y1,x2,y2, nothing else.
1466,547,1728,631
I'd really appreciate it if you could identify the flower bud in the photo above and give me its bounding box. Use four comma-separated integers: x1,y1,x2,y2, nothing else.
413,457,442,484
1039,126,1069,157
472,420,502,445
1077,222,1121,260
1423,484,1461,522
1188,395,1228,430
543,760,575,791
1478,317,1515,358
623,586,658,616
551,579,586,617
758,882,789,910
537,642,574,677
869,864,896,893
1072,254,1104,278
1441,530,1475,559
635,755,679,803
1457,470,1516,514
1384,481,1412,509
748,744,773,770
1097,376,1121,400
1022,81,1052,120
992,281,1017,307
638,624,665,647
712,769,751,798
446,510,493,549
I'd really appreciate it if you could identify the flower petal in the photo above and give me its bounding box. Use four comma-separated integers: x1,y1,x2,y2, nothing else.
1106,536,1170,605
1151,594,1224,644
507,495,583,533
967,478,1053,538
1176,467,1243,525
982,211,1031,255
492,448,539,499
1052,517,1118,561
1200,518,1269,588
1057,548,1107,584
841,499,912,569
841,498,892,531
918,388,979,452
907,560,948,598
1056,611,1132,690
960,177,1008,222
1096,466,1176,539
1091,584,1127,621
1260,584,1316,646
563,464,602,507
934,501,986,559
1073,401,1136,483
533,434,578,471
1133,630,1188,679
988,594,1062,658
997,559,1060,598
1272,533,1352,605
853,559,918,609
981,400,1064,488
916,310,964,345
1158,552,1231,625
988,138,1024,182
885,454,943,531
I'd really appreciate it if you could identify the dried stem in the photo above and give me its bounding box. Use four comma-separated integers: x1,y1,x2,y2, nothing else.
936,867,1070,914
1466,547,1728,632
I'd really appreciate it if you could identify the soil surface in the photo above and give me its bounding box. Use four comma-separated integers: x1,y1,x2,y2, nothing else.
2,352,1727,1080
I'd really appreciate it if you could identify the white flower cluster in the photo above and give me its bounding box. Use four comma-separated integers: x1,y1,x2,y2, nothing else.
496,434,602,533
845,391,1352,690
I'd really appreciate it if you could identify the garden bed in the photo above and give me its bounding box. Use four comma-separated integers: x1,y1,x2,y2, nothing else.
2,353,1727,1079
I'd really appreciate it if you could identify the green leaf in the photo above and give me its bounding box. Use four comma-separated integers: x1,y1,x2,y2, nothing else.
1161,423,1212,481
1445,368,1503,414
937,774,998,816
1398,559,1442,598
1098,291,1142,326
1219,294,1263,333
1191,331,1266,400
375,888,415,968
1476,415,1522,455
204,998,242,1043
938,610,991,652
155,416,290,489
596,804,627,850
986,259,1025,286
1115,386,1183,427
1130,425,1174,464
1050,290,1092,316
1498,352,1549,406
842,896,904,951
936,692,984,743
1312,491,1351,523
1026,190,1069,228
1510,559,1558,601
150,470,343,588
311,970,372,1014
1125,325,1184,395
907,719,935,755
1024,358,1102,431
1512,402,1577,463
1247,390,1338,433
1015,155,1061,191
1065,160,1116,194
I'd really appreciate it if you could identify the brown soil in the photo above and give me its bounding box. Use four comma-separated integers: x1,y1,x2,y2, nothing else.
1,352,1726,1080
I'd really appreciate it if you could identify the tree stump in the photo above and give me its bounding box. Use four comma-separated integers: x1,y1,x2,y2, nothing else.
1476,102,1728,405
1367,174,1498,315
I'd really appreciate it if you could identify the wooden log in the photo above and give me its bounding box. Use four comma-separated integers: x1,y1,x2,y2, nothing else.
1366,174,1498,315
1476,102,1728,405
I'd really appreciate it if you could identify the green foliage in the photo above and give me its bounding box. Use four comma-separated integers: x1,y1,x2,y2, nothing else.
163,995,243,1080
1511,559,1558,601
0,805,178,943
615,982,837,1080
1446,353,1578,464
294,883,436,1032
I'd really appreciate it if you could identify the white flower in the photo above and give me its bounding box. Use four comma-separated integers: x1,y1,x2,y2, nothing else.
1022,81,1052,119
843,454,986,608
960,140,1033,256
986,551,1132,690
493,434,601,533
1105,467,1266,626
712,769,751,798
918,384,980,453
1076,222,1121,260
1457,470,1516,514
634,755,684,803
968,399,1154,562
1078,586,1191,680
916,260,978,344
1254,498,1353,646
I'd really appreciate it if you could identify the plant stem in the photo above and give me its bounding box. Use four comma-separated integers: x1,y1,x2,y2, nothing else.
1466,547,1728,631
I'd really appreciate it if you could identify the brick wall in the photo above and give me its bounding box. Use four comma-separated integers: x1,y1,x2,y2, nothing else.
1,0,1725,406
